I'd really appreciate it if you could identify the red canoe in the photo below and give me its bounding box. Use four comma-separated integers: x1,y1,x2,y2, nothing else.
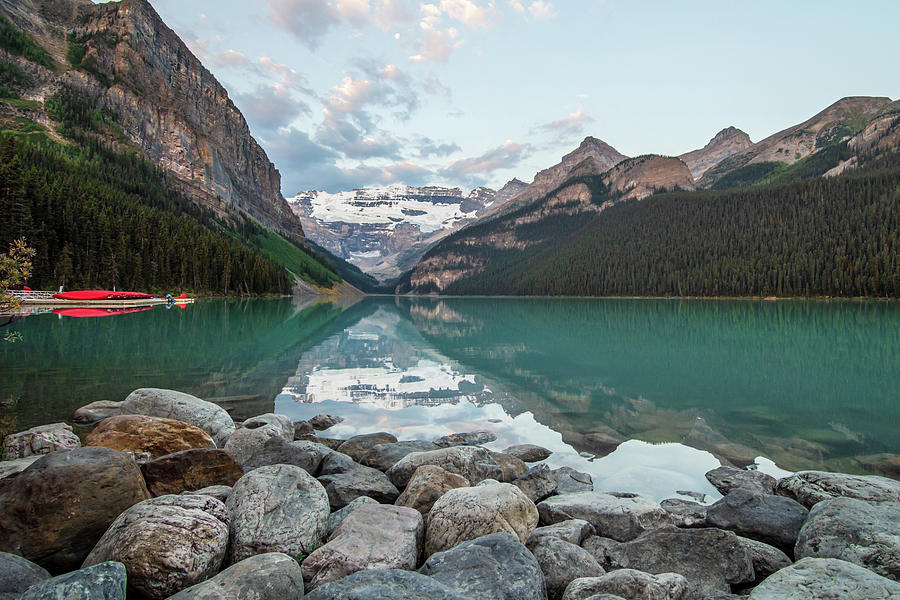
52,290,154,301
53,307,153,318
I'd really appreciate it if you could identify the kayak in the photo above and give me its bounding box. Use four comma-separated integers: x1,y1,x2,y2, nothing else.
53,307,153,318
52,290,155,301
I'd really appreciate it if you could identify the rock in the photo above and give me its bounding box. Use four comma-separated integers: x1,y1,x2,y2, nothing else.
223,425,286,467
3,423,80,459
337,432,399,461
242,413,294,440
226,464,330,563
0,455,40,480
425,481,538,556
706,466,777,496
325,496,379,538
736,536,791,585
0,447,150,573
0,551,50,597
72,400,123,425
167,552,304,599
562,570,688,600
140,448,242,496
747,557,900,599
528,519,595,546
318,450,360,475
359,441,439,471
578,430,624,458
420,532,547,600
537,492,674,542
293,420,314,439
505,444,553,462
433,430,497,447
774,470,900,508
309,414,344,431
527,536,605,600
706,488,808,551
553,467,594,493
84,414,216,459
82,494,230,599
682,417,757,468
387,446,504,488
514,463,559,503
243,437,332,474
395,465,470,515
854,453,900,479
183,484,232,502
600,526,754,598
794,497,900,581
121,388,235,447
581,536,624,572
659,498,708,528
318,463,401,509
302,569,466,600
18,561,126,600
296,434,346,450
302,504,423,590
491,450,529,482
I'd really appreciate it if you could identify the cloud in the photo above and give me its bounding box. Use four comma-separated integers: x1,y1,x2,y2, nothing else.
208,49,251,67
528,0,555,20
336,0,371,26
507,0,525,12
536,107,595,137
416,136,462,157
266,0,341,49
233,84,312,132
442,140,532,179
410,22,460,63
373,0,419,30
439,0,488,28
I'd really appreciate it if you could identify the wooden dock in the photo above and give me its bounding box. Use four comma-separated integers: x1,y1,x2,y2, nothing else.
5,290,173,308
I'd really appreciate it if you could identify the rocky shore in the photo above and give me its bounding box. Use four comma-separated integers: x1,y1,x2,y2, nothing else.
1,387,899,599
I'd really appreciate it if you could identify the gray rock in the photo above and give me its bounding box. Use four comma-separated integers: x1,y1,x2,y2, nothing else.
242,413,294,440
736,536,791,585
121,388,235,447
491,450,529,482
425,482,539,556
183,484,232,502
528,519,595,546
18,561,126,600
433,430,497,447
747,557,900,599
360,441,439,472
387,446,504,488
325,496,379,538
706,488,808,551
0,455,40,480
318,463,401,509
505,444,553,462
0,551,50,596
308,414,344,431
562,570,688,600
72,400,123,425
226,464,330,564
420,532,547,600
795,497,900,581
302,504,424,590
514,463,559,503
167,552,304,599
296,434,346,450
706,466,776,496
395,464,470,515
775,470,900,508
3,423,80,459
82,494,230,599
600,526,754,598
580,596,626,600
319,450,360,475
581,536,623,572
537,492,674,542
302,569,466,600
527,536,605,600
293,420,314,439
243,437,332,474
553,467,594,493
337,432,399,462
223,425,287,467
659,498,708,528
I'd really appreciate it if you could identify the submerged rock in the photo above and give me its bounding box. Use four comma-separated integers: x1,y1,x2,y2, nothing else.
3,423,80,459
706,488,808,551
121,388,235,447
537,492,673,542
747,557,900,599
395,464,470,515
774,470,900,508
18,561,126,600
167,552,304,599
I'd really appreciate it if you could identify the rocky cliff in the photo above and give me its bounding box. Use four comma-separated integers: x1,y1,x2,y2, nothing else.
0,0,305,241
678,127,753,180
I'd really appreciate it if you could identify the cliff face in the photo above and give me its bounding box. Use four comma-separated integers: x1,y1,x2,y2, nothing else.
679,127,753,180
0,0,305,241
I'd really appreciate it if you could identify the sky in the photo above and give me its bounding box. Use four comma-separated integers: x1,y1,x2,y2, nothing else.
111,0,899,194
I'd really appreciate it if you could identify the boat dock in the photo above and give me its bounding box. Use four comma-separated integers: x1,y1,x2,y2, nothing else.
4,290,180,308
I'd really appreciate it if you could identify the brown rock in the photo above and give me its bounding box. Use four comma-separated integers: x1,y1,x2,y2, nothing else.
85,415,216,459
395,465,470,515
504,444,553,463
336,432,398,462
140,449,243,496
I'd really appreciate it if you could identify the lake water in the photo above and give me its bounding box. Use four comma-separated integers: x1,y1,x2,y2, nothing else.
2,296,898,501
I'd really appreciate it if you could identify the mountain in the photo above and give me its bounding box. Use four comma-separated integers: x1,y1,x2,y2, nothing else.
289,183,524,281
678,127,753,180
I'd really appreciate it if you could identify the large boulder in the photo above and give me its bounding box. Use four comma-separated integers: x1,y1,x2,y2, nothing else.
318,464,401,509
302,569,466,600
241,413,294,440
0,447,150,573
505,444,553,462
226,464,330,563
17,561,126,600
561,570,688,600
736,536,791,585
82,494,230,599
72,400,123,425
705,466,776,496
795,497,900,581
552,467,594,493
0,551,50,597
526,536,605,600
425,482,539,556
243,437,332,474
774,470,900,508
537,492,673,542
360,441,440,472
223,425,288,467
420,532,547,600
337,432,399,461
387,446,503,488
706,488,808,551
3,423,80,458
747,557,900,599
433,430,497,447
325,496,379,538
121,388,235,447
140,449,242,496
395,465,470,515
85,415,215,459
167,552,304,599
302,504,423,590
527,519,596,546
513,463,558,503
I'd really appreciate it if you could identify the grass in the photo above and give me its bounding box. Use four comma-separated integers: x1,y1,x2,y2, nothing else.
244,226,342,288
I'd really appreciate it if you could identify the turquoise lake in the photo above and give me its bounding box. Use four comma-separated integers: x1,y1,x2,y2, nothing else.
2,297,898,501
